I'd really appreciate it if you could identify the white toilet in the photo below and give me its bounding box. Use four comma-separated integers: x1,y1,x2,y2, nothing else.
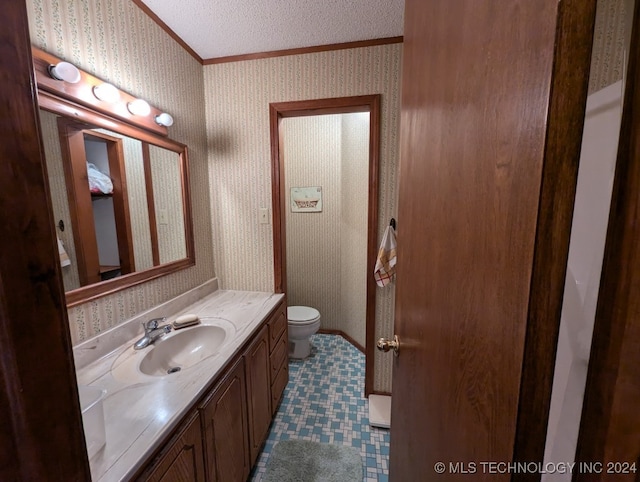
287,306,321,359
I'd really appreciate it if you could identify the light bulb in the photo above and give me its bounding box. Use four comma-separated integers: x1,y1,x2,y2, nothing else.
127,99,151,116
155,113,174,127
93,83,120,103
48,61,81,83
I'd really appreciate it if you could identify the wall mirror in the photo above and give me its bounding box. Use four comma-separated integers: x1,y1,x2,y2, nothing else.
33,47,195,307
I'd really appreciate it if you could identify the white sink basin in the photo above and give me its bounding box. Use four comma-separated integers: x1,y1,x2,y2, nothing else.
111,321,235,382
138,325,227,376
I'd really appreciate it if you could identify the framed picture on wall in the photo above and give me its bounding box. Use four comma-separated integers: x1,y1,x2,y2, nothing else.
291,186,323,212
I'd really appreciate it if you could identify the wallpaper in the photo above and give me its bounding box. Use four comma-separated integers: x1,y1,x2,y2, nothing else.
204,44,401,392
40,110,81,291
119,134,153,272
27,0,214,344
283,114,370,350
149,145,187,264
283,115,341,335
589,0,635,93
95,128,154,273
340,113,370,348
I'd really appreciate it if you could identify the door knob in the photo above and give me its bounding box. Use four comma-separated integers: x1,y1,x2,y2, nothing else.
377,335,400,356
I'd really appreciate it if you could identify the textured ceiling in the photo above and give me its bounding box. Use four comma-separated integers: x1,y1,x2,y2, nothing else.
139,0,405,60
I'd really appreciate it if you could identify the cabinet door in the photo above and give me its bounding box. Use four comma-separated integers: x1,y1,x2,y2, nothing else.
143,412,205,482
245,325,272,466
201,359,249,482
267,303,286,352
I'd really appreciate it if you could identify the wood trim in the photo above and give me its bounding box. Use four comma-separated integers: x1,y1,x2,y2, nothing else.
511,0,598,478
132,1,401,66
32,47,169,137
65,257,194,307
142,143,161,266
204,36,403,65
269,104,286,295
179,146,196,271
318,329,365,353
40,91,195,306
365,95,381,398
269,94,381,396
38,91,184,152
574,1,640,477
131,0,204,64
0,1,90,479
57,117,101,285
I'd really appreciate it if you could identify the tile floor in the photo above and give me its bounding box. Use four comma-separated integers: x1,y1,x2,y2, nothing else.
249,334,391,482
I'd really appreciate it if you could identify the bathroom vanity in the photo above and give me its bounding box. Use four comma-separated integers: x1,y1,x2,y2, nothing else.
74,285,287,481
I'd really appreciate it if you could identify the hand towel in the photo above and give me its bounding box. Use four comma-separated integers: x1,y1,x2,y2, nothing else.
57,237,71,267
374,226,397,287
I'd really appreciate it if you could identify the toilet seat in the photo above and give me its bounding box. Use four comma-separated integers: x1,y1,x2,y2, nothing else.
288,306,320,324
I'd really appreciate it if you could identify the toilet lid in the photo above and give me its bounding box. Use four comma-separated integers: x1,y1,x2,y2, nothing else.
288,306,320,322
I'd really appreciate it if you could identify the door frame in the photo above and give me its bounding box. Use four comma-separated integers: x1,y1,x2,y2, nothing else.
58,118,136,284
269,95,381,396
574,0,640,476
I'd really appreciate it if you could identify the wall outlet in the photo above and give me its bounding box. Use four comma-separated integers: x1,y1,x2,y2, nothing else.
259,207,270,225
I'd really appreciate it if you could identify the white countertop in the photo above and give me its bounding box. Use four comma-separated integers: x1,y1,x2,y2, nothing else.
74,284,284,482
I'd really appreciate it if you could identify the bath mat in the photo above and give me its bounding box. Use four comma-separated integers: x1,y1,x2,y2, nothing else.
265,440,363,482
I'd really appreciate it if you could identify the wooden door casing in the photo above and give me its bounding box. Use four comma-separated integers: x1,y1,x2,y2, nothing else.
575,1,640,478
390,1,596,480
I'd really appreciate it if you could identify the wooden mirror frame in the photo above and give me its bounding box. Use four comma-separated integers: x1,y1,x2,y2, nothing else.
33,49,195,307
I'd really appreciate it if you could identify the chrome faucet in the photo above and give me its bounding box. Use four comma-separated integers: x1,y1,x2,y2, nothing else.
133,318,171,350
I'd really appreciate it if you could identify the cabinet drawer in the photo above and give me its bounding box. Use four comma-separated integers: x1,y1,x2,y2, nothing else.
270,333,288,383
267,306,286,353
271,363,288,415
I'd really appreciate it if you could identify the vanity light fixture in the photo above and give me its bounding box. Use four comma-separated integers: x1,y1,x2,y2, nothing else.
155,112,174,127
127,98,151,116
93,83,120,103
48,61,81,83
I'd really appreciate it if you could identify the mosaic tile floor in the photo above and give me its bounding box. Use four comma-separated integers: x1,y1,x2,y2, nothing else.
249,334,390,482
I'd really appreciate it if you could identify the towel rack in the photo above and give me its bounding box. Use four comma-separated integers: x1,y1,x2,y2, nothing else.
390,218,396,230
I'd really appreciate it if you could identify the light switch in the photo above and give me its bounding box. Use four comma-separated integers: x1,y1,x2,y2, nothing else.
259,207,270,225
158,209,168,225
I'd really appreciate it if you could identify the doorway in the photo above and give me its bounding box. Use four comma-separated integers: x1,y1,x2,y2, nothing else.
269,95,380,395
57,117,135,286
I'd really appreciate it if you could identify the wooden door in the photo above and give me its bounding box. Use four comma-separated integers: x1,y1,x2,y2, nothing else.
245,325,272,466
0,1,90,480
389,1,596,480
200,359,249,482
143,412,205,482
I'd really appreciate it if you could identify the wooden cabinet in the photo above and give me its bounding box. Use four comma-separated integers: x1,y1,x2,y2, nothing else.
245,325,272,466
200,359,250,482
137,299,286,482
140,412,206,482
267,303,288,414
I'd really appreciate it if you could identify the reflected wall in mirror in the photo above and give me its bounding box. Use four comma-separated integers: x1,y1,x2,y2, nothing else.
35,49,195,307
